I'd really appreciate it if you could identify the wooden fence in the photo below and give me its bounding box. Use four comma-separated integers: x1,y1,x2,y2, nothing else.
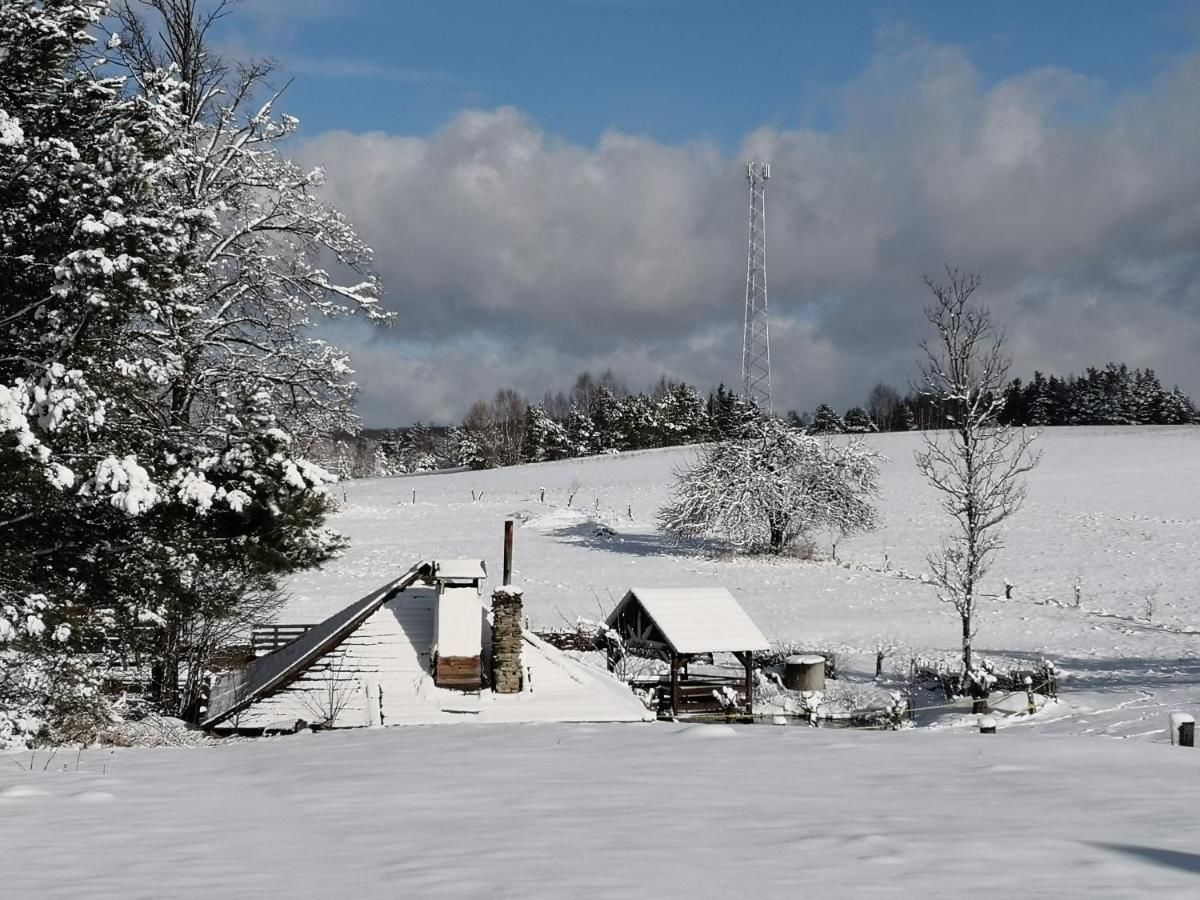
250,624,317,656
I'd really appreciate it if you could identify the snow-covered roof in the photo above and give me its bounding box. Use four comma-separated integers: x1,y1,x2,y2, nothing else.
433,559,487,582
607,587,770,655
202,562,431,728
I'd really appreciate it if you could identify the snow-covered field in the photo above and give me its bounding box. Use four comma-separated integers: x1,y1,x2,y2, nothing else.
4,425,1200,897
4,723,1200,898
285,425,1200,740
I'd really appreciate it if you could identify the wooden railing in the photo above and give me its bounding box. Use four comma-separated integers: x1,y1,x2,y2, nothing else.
627,673,748,715
251,624,317,656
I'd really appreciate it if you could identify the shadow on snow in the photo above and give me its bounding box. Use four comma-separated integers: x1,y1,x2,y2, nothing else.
1092,843,1200,876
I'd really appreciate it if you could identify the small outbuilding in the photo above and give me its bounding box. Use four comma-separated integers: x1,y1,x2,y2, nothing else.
605,587,771,717
202,561,652,732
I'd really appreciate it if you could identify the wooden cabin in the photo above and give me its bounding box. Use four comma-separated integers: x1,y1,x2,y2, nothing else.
605,587,770,718
201,562,651,732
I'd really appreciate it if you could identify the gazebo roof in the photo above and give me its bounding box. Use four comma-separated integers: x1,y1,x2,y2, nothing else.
606,587,771,656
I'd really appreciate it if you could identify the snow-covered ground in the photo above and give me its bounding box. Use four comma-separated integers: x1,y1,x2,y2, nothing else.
4,425,1200,896
286,425,1200,741
4,723,1200,897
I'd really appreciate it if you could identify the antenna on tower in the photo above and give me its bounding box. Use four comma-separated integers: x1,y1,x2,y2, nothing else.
742,161,772,415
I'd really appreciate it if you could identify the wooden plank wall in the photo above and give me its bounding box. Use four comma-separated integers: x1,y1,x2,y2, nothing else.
435,656,482,690
229,592,439,730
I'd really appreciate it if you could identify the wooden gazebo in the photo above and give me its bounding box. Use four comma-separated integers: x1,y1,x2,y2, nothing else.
605,587,770,717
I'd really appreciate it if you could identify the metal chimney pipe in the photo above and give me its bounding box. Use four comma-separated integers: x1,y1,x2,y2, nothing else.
503,519,514,586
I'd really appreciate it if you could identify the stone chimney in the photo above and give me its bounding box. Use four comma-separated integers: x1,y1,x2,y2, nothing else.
490,587,523,693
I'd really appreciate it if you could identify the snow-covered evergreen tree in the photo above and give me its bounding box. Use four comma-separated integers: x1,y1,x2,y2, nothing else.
809,403,844,434
1162,386,1197,424
1026,372,1053,426
1132,368,1166,424
520,403,556,462
708,384,760,440
564,402,599,456
587,386,622,452
657,382,708,444
842,407,875,433
0,1,362,729
614,392,660,450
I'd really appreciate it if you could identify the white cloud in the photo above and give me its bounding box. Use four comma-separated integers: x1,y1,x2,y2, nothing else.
302,36,1200,425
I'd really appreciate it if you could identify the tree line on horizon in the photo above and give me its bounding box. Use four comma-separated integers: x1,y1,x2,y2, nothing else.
796,362,1197,435
321,360,1197,478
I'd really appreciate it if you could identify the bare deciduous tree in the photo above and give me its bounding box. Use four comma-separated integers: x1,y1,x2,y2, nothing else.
299,655,360,728
112,0,391,449
866,382,902,431
915,269,1040,676
462,388,528,468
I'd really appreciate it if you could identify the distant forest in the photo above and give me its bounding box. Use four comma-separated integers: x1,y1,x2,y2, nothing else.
317,363,1197,477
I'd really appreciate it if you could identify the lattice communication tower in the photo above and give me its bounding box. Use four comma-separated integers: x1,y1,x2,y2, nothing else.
741,161,772,414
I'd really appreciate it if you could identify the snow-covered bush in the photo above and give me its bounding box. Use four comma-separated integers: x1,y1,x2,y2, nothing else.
0,595,111,748
881,692,912,730
658,418,881,555
964,661,998,700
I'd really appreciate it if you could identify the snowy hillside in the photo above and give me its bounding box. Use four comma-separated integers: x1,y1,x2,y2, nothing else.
5,426,1200,898
286,425,1200,740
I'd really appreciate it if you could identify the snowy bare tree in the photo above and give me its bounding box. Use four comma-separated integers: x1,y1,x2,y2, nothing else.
112,0,392,448
914,269,1040,676
659,418,880,555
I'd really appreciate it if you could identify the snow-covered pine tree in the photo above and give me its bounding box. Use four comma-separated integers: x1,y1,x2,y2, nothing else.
842,407,875,433
708,384,760,440
614,392,659,450
1069,367,1106,424
1,1,363,728
564,402,599,456
587,386,622,452
1,0,197,736
1162,386,1197,424
520,403,554,462
657,382,708,444
1026,372,1053,426
808,403,845,434
1132,368,1167,424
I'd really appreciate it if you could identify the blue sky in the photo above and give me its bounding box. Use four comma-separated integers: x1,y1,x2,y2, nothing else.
248,0,1198,148
210,1,1200,425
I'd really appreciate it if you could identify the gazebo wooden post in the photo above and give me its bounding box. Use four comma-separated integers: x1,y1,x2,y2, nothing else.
670,654,681,717
737,651,754,716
